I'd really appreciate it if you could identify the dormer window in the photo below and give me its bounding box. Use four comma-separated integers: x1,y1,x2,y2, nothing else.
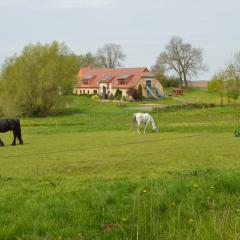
82,74,95,85
82,80,89,85
118,80,127,85
117,74,132,85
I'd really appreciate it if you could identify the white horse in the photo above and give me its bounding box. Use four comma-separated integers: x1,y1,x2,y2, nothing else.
133,113,158,134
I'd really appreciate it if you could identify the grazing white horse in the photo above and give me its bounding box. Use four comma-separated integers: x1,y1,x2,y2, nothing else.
133,113,158,134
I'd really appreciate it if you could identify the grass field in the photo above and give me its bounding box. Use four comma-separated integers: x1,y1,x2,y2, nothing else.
169,88,240,105
1,94,240,239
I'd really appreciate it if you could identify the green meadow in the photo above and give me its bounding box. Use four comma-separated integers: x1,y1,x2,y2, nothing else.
1,91,240,239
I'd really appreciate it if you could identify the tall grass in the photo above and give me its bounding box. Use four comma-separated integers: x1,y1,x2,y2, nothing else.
0,170,240,239
1,95,240,239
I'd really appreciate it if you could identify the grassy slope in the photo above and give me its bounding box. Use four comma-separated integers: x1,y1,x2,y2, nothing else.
173,88,240,105
1,95,240,239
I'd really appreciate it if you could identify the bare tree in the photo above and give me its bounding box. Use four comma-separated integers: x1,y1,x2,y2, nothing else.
234,51,240,72
78,52,98,68
156,37,206,87
96,43,126,68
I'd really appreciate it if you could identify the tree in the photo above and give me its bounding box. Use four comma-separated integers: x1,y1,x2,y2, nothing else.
0,41,79,116
224,64,240,103
137,84,143,101
96,43,126,68
208,64,240,105
208,72,225,105
127,88,138,100
78,52,98,68
234,51,240,72
156,37,206,87
151,61,169,86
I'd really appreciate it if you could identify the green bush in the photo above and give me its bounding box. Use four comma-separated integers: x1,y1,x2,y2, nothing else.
114,89,122,99
109,93,114,100
91,95,100,101
121,96,127,101
160,77,180,88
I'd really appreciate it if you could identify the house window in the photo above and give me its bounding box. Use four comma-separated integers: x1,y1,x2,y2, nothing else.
80,90,82,94
83,80,89,85
94,90,98,94
75,90,78,94
87,90,89,94
83,90,85,94
146,80,152,88
118,80,126,85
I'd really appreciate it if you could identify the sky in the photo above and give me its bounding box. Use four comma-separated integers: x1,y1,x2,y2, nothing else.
0,0,240,80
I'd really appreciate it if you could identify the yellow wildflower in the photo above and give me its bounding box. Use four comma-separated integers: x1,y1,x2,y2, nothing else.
188,218,194,223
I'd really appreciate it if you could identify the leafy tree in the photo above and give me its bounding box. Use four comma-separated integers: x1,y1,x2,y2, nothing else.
208,72,225,105
224,64,240,103
96,43,126,68
208,64,240,105
0,41,79,116
137,84,143,101
156,36,206,87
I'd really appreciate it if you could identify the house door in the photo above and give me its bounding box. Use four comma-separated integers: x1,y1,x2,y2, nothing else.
146,80,152,97
102,86,107,96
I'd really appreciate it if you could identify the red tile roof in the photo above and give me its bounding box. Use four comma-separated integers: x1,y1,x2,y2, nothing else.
75,67,151,89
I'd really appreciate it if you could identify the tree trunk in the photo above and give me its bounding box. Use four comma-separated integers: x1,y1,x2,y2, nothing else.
178,73,183,88
183,72,188,87
220,95,223,106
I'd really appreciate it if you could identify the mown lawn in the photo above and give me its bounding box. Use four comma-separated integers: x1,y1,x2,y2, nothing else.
0,96,240,239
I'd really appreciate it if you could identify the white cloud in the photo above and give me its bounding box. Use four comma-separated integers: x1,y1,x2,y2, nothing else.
47,0,113,8
0,0,113,8
200,44,217,50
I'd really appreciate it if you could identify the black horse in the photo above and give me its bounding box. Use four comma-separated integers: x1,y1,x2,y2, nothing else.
0,119,23,146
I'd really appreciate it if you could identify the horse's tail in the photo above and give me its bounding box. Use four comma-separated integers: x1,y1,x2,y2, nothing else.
16,119,23,144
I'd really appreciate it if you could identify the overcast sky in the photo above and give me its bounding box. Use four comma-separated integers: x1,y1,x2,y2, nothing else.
0,0,239,80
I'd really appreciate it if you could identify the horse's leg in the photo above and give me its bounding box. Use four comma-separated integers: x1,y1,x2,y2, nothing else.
16,120,23,144
11,131,17,146
144,122,149,135
17,130,23,144
18,135,23,145
137,121,141,135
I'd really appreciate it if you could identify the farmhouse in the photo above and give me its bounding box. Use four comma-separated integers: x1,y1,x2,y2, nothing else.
73,67,163,98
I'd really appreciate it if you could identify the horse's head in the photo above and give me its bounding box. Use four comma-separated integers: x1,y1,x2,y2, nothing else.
153,126,159,133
